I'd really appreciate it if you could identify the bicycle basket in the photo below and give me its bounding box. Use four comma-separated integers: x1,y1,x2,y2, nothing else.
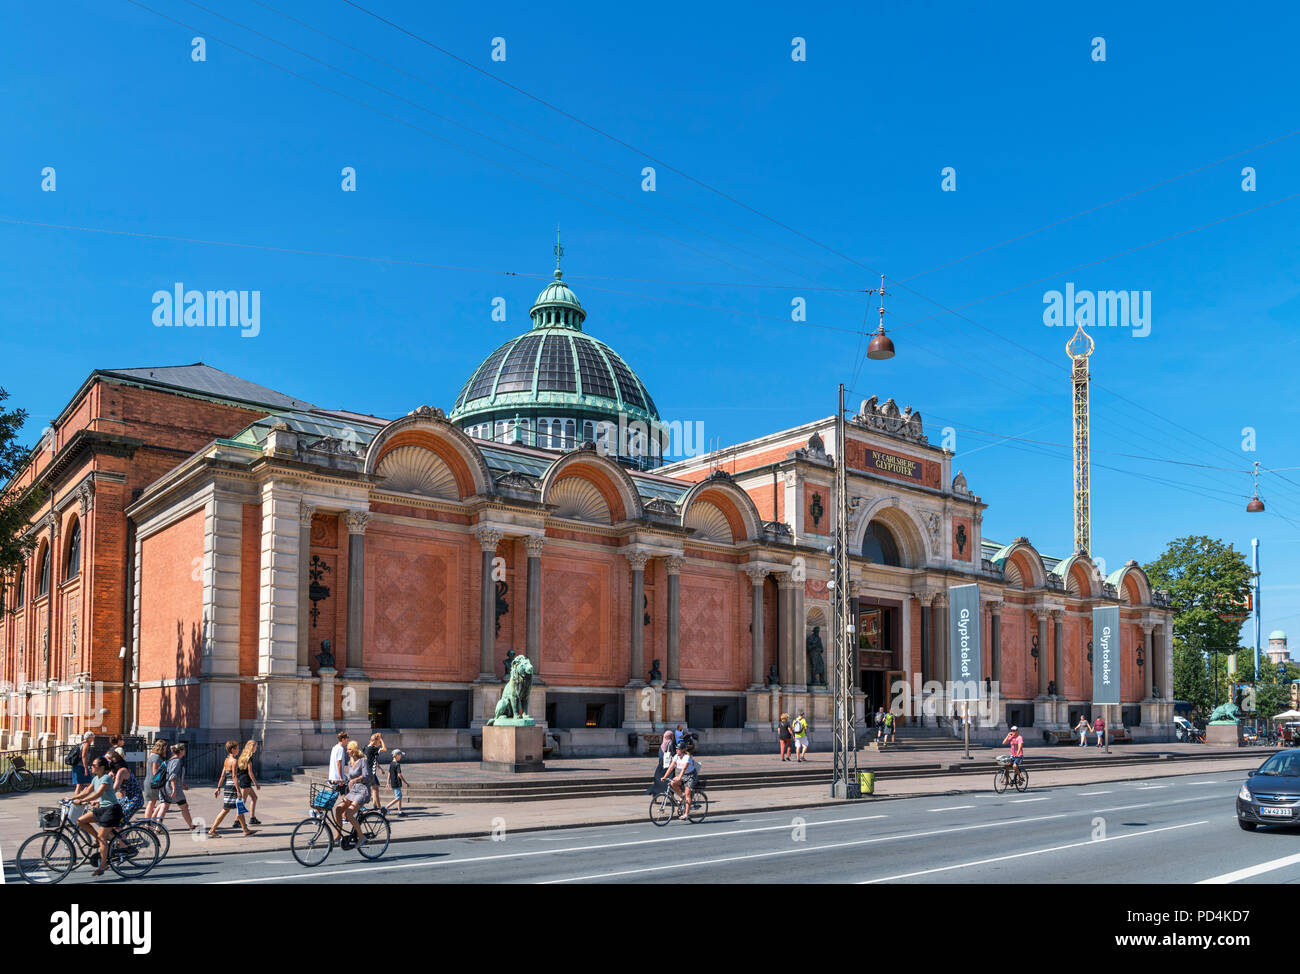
995,754,1011,765
11,755,26,770
310,783,339,810
38,806,62,831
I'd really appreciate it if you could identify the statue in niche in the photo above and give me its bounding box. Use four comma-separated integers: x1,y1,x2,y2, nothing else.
649,658,663,682
806,626,827,686
766,663,780,687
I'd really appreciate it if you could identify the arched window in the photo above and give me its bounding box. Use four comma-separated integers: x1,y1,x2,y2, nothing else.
564,420,575,448
37,544,51,597
861,520,901,567
65,520,81,581
583,420,594,445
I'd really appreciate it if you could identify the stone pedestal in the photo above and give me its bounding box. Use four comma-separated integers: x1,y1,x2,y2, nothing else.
471,683,503,729
1206,722,1243,748
337,674,371,737
317,667,337,733
1033,698,1056,730
623,684,653,731
661,687,686,726
481,722,545,773
745,687,776,729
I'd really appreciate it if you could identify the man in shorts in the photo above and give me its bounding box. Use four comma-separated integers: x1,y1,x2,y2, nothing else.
664,742,698,819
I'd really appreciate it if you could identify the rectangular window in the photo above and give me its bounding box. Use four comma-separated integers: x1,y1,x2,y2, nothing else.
585,704,604,728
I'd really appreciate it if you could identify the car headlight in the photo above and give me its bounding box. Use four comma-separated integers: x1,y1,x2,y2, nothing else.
1238,784,1252,802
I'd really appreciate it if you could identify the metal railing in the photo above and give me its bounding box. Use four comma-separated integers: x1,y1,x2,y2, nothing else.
0,736,263,795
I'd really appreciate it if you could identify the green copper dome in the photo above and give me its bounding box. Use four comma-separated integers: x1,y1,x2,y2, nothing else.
448,265,664,465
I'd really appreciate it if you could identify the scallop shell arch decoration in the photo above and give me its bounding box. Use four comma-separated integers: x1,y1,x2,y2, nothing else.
549,476,611,523
375,446,459,499
684,500,733,544
1002,558,1023,588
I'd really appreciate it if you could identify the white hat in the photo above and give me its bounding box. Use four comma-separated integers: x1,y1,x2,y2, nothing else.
1010,725,1018,731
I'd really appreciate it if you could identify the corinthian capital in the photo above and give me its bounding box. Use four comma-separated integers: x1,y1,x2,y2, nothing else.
472,524,504,551
345,510,371,535
742,564,770,583
523,535,546,557
664,555,685,576
624,550,650,572
299,502,317,527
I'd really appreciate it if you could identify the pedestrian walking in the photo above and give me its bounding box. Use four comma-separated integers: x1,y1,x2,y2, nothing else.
384,749,408,815
237,740,261,825
142,739,169,819
652,729,675,788
1093,715,1105,747
365,732,387,809
328,730,349,785
208,740,256,838
1074,715,1090,747
778,713,794,761
875,707,887,744
792,711,810,761
157,743,196,830
69,730,96,799
886,711,897,743
674,724,685,749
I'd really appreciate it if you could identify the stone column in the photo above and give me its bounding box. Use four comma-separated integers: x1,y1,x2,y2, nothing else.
1052,610,1064,696
932,592,948,718
665,556,683,688
201,491,245,740
744,566,769,688
777,574,797,685
344,511,370,676
257,481,308,765
1036,612,1049,697
792,582,807,690
625,551,649,686
920,597,930,686
472,525,503,680
295,503,315,726
296,503,315,675
524,536,544,673
990,601,1002,684
1142,624,1154,700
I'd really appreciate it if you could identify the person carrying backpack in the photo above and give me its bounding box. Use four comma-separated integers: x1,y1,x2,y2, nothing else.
792,711,810,762
68,731,95,799
142,739,169,818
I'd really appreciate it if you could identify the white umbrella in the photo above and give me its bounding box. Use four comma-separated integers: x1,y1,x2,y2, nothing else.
1270,709,1300,720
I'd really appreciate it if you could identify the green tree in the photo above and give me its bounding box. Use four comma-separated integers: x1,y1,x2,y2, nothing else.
1145,536,1253,710
0,388,44,597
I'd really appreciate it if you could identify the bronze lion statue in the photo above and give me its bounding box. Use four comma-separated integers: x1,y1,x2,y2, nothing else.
487,654,534,725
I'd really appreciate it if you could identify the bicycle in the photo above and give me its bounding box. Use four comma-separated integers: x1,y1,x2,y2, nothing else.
649,778,709,826
993,755,1029,794
0,755,37,793
290,783,391,867
134,816,171,859
15,799,160,884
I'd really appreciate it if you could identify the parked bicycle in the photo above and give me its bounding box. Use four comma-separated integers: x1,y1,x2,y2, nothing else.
290,783,391,867
993,755,1029,793
15,799,160,884
0,755,36,793
649,781,709,825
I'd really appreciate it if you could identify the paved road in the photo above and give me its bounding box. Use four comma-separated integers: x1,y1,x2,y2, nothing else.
6,769,1297,884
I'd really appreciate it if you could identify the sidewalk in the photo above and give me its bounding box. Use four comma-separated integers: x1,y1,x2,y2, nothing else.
0,749,1263,863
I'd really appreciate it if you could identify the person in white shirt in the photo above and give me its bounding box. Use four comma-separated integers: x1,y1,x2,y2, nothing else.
328,731,349,787
664,743,697,819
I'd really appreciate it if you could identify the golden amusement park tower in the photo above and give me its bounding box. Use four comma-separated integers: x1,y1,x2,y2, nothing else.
1067,322,1095,555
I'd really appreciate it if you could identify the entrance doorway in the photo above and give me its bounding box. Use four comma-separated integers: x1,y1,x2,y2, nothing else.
857,604,898,721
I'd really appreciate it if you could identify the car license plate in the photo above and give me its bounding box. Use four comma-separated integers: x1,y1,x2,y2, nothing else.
1260,806,1293,817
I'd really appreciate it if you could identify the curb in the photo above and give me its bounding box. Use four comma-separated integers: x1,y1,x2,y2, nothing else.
153,754,1262,862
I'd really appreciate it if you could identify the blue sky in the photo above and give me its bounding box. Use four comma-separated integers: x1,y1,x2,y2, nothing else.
2,1,1298,647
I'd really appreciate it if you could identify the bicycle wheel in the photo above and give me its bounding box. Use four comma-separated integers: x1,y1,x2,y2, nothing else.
16,831,76,885
290,816,334,867
993,769,1008,794
356,811,390,860
649,791,675,826
139,819,171,859
687,790,708,824
109,825,160,879
12,768,36,793
1014,768,1029,793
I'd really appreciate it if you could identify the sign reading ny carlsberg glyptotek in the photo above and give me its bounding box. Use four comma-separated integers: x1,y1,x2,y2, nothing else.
948,583,982,702
1091,605,1121,705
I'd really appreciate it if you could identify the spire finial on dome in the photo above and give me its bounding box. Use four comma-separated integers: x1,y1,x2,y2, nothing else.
553,222,564,280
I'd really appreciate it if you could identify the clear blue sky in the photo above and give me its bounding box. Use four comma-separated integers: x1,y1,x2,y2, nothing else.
3,1,1298,647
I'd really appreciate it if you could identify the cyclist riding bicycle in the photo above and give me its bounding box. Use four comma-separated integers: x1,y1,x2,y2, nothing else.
1001,725,1024,768
663,742,698,819
73,756,133,877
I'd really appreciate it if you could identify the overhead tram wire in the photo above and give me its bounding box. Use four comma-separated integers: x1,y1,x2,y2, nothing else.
897,126,1300,283
336,1,1300,504
155,0,816,287
102,4,1300,509
246,0,865,288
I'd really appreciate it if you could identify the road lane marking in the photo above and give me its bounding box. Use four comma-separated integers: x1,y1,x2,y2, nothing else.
928,805,974,812
1136,785,1168,790
1197,851,1300,884
210,812,891,884
1010,797,1049,803
1079,791,1111,795
537,814,1071,885
859,821,1209,883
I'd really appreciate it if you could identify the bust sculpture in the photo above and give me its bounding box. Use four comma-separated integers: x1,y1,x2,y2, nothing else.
766,663,780,687
649,658,663,682
316,639,335,669
806,627,827,686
